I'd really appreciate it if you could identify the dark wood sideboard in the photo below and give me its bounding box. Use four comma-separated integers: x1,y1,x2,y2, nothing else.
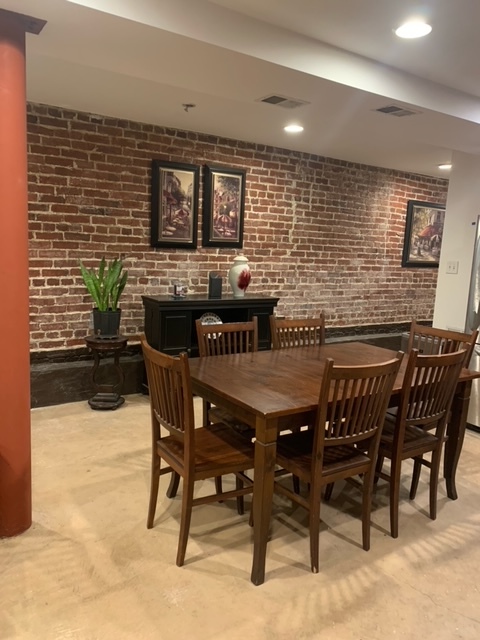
142,294,279,357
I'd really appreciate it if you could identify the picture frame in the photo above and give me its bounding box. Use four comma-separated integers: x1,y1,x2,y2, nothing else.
150,160,199,249
202,165,246,248
401,200,445,268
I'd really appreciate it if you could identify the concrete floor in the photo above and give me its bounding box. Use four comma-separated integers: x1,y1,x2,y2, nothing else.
2,393,480,639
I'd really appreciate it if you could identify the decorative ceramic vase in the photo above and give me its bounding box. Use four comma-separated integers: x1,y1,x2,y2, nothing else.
228,254,251,298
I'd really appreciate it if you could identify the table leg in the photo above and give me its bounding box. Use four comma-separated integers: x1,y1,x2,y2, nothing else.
444,379,472,500
251,416,278,586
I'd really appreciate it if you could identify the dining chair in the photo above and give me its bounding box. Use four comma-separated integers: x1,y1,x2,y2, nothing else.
385,319,477,420
269,314,326,350
376,347,466,539
273,352,403,573
407,319,477,365
269,314,327,471
195,316,258,429
141,335,255,567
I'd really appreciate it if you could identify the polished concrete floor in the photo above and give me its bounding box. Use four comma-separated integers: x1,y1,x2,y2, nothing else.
2,393,480,639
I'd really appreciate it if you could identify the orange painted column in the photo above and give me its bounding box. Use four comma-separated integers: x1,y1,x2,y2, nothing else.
0,10,45,537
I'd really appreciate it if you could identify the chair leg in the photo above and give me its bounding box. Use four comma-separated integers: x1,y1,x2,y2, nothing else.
236,476,245,515
324,483,334,501
389,458,401,539
202,399,211,426
409,457,422,500
362,470,374,551
429,448,443,521
147,454,161,529
309,483,322,573
166,471,180,499
215,476,223,496
374,454,384,485
176,475,194,567
292,475,300,494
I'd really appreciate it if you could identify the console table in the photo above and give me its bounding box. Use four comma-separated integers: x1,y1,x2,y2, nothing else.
84,334,128,410
142,294,279,357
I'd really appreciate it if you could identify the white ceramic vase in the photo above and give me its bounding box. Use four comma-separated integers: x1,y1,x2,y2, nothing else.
228,254,251,298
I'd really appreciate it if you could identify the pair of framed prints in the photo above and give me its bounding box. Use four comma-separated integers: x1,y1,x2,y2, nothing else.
151,160,245,250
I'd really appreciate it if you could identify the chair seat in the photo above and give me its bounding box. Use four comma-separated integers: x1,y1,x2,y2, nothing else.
158,422,255,478
276,430,371,482
207,406,255,438
379,417,439,454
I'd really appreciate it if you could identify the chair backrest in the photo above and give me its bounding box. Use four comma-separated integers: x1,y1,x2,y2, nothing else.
196,317,258,357
141,335,195,452
313,353,403,459
396,348,466,437
407,320,477,365
270,315,326,350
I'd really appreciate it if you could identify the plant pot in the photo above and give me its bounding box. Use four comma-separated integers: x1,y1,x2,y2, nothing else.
92,309,121,338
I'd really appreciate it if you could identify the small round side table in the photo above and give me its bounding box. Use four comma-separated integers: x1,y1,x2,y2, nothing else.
85,334,128,410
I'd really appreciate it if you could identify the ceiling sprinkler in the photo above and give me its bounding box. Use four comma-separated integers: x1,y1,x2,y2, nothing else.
182,103,196,113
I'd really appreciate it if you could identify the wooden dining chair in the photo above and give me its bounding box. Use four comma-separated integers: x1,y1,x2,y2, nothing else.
376,348,466,539
141,335,254,567
273,353,403,573
195,317,258,428
407,319,477,365
269,314,326,350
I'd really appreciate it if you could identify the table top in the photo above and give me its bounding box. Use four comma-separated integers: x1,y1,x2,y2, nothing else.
189,342,480,421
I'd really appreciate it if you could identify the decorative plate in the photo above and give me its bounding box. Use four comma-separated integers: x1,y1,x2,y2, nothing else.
199,312,223,325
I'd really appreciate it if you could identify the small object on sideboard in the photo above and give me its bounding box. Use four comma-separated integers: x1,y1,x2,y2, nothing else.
208,272,222,298
173,283,188,297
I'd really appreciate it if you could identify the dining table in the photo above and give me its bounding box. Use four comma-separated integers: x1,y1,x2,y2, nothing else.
188,341,480,586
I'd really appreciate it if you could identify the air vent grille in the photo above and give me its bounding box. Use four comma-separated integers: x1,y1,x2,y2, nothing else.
258,94,310,109
375,104,419,117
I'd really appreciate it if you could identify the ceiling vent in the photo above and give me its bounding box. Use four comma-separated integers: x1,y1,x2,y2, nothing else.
374,104,420,117
257,94,310,109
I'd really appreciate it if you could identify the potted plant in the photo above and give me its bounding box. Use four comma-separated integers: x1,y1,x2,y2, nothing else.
80,256,128,337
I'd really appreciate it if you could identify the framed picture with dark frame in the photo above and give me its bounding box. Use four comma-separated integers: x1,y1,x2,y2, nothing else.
202,165,246,248
401,200,445,268
150,159,199,249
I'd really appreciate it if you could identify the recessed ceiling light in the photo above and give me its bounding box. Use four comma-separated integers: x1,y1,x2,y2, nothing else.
284,124,304,133
395,21,432,39
438,163,452,170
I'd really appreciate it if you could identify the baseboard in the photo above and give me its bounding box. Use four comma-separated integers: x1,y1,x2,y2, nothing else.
31,344,144,408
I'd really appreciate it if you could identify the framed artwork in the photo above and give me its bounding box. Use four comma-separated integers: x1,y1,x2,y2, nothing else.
150,160,199,249
202,165,246,248
401,200,445,268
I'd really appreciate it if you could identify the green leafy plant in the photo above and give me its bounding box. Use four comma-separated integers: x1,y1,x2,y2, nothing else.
79,257,128,311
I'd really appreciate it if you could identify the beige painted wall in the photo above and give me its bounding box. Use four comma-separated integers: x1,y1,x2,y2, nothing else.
433,151,480,332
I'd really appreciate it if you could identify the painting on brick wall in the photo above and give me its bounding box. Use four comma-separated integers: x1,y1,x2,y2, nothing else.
202,165,246,248
151,160,199,249
402,200,445,268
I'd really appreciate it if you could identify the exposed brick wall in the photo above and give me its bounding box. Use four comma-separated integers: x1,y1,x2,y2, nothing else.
27,103,448,352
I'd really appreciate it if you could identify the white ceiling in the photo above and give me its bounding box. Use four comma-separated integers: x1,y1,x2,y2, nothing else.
3,0,480,177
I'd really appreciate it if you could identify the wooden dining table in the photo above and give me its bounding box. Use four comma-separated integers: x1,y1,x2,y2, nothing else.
188,341,479,586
